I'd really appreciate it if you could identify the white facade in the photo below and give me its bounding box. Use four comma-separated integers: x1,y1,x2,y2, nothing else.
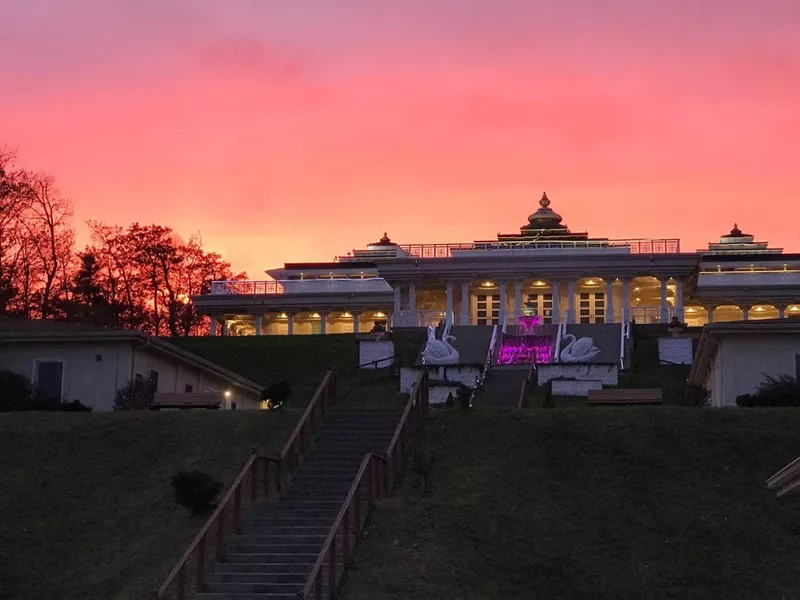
690,322,800,407
0,327,263,411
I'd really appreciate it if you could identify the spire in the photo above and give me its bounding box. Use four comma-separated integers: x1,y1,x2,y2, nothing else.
540,191,550,208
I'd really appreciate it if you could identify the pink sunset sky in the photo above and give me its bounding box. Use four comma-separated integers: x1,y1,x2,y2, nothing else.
2,0,799,278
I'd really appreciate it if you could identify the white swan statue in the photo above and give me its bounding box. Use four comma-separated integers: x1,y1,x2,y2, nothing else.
559,334,600,363
422,317,460,365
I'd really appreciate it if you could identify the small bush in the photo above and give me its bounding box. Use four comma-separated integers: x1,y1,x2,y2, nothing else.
542,381,555,409
736,375,800,407
62,399,92,412
171,470,223,515
681,384,709,407
114,377,157,410
0,370,34,412
411,446,436,497
261,379,291,410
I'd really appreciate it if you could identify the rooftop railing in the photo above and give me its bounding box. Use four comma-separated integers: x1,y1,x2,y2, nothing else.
210,278,393,296
393,238,680,258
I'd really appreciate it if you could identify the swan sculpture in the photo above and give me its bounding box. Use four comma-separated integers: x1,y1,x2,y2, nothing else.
422,317,460,365
559,334,600,363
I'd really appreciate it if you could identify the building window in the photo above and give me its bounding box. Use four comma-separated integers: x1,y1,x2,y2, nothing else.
35,361,64,403
185,384,193,393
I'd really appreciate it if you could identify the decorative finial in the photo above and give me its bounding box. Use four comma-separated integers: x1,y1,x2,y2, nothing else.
540,191,550,208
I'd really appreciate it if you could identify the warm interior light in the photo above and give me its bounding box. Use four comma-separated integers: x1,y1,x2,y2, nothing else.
312,312,320,318
755,306,764,312
533,280,546,287
634,287,640,292
686,307,696,313
791,306,800,312
481,281,495,288
279,313,287,319
586,279,595,285
342,312,352,318
224,390,232,399
375,312,385,318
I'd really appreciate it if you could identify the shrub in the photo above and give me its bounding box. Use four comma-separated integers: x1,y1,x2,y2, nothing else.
113,377,157,410
261,379,291,410
542,381,555,409
171,470,223,515
411,445,436,497
62,399,92,412
736,375,800,407
0,370,34,412
680,384,710,407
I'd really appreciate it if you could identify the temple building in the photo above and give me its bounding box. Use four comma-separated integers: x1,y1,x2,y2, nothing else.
192,193,800,335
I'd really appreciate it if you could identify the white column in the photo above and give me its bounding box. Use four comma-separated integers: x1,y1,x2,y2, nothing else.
567,280,576,323
286,312,294,335
514,280,523,321
706,306,714,324
778,305,786,319
674,278,685,323
551,280,561,323
209,315,218,336
393,284,402,317
408,283,416,312
460,282,470,325
445,282,454,319
605,279,615,323
221,319,229,336
353,312,361,333
741,306,750,321
254,314,263,335
621,279,631,322
498,281,507,323
319,311,328,334
659,278,669,322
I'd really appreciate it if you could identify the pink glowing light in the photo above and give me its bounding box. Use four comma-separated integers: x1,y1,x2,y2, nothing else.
496,335,553,365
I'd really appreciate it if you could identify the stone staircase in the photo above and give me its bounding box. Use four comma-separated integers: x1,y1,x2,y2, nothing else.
196,408,401,599
475,364,529,408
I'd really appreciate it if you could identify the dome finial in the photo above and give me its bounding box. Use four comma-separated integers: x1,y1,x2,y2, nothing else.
540,191,550,208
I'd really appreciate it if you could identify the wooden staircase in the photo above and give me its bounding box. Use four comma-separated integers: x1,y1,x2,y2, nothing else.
152,370,429,600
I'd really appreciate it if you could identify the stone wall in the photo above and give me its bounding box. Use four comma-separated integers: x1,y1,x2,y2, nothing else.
537,363,618,386
358,339,395,369
400,364,482,394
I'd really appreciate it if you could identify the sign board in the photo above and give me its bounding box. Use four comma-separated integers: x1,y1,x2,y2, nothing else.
658,337,693,365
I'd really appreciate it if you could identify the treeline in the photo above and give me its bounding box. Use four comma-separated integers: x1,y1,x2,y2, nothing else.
0,147,245,335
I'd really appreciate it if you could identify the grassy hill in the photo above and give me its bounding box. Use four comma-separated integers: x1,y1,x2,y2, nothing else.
0,410,300,600
340,408,800,599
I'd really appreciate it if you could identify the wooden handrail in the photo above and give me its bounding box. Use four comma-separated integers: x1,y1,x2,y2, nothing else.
297,370,429,599
299,452,386,599
280,370,336,460
153,370,338,600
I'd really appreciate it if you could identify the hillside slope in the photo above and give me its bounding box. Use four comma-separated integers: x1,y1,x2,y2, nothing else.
0,410,299,600
341,408,800,599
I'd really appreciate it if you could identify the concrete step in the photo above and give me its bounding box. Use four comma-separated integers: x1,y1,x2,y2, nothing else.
222,552,318,564
227,542,322,554
203,582,313,595
197,593,303,600
243,525,331,536
232,534,327,546
208,572,309,585
214,562,311,574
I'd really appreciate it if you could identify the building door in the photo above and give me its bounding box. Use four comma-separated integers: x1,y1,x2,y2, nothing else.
475,294,500,325
35,360,64,403
579,292,605,323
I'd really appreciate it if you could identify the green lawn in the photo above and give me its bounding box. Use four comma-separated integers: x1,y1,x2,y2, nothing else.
0,410,300,600
340,408,800,599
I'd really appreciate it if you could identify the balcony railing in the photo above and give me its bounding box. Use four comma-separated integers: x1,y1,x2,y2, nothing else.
394,238,680,258
210,279,393,296
698,271,800,288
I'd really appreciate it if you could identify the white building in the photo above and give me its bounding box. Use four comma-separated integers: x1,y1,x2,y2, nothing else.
689,320,800,407
0,319,263,411
192,193,800,335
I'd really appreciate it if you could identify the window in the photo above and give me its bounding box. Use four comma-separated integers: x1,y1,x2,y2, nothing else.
185,384,193,393
35,361,64,402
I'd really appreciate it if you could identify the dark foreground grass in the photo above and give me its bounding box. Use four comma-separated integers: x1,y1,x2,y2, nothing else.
340,408,800,599
0,410,300,600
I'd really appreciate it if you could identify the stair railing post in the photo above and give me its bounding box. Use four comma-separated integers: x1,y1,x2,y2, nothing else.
215,508,225,561
250,454,258,502
328,532,337,596
233,485,242,534
196,533,206,593
343,504,351,559
176,564,186,600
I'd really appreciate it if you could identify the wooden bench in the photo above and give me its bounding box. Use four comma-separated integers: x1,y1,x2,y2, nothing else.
587,388,662,406
150,392,222,410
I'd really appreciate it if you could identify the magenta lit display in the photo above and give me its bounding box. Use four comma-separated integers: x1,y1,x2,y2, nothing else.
497,335,553,365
